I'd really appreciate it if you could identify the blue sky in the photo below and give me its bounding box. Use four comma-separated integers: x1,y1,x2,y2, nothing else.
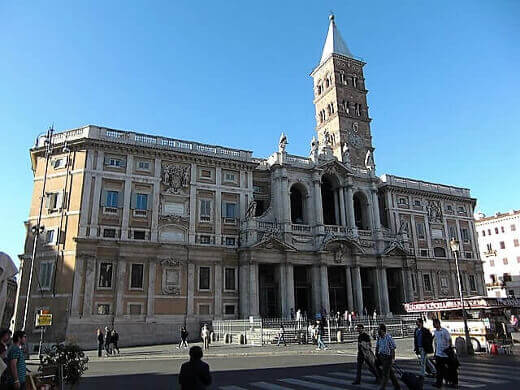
1,1,519,266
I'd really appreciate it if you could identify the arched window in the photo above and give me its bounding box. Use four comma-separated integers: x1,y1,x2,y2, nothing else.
356,103,361,116
290,184,307,224
434,247,446,258
321,175,340,225
340,72,345,84
352,76,358,88
325,78,330,88
345,101,350,114
353,191,370,230
317,84,322,95
330,103,334,114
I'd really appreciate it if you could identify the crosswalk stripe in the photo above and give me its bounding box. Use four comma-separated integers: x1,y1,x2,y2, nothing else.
219,386,248,390
304,375,352,385
397,362,511,381
279,378,343,389
251,382,295,390
393,367,486,388
327,372,378,389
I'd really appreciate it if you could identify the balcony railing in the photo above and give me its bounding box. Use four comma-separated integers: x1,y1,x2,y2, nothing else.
292,224,311,233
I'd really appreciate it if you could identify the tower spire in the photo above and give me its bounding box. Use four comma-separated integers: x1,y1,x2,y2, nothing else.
320,14,353,64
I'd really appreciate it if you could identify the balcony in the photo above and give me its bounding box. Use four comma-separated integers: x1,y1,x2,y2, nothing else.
292,224,311,233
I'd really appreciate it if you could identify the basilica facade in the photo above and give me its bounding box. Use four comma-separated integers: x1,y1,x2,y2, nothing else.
15,15,485,348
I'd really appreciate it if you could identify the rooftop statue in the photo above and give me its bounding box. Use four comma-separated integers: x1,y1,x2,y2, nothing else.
364,149,375,171
278,132,288,153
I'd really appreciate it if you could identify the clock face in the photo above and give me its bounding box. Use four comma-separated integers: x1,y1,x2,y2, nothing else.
348,132,363,149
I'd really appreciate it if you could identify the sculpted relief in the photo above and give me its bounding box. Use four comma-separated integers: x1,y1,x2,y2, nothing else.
161,163,190,194
427,200,443,223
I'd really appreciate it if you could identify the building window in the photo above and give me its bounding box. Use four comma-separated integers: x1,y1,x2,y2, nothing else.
423,274,432,292
38,261,54,291
200,199,212,222
223,202,237,219
446,205,453,212
458,206,466,214
482,230,486,237
501,226,505,233
469,275,477,291
137,161,150,171
398,197,408,205
106,157,124,168
45,229,56,245
224,172,236,182
45,192,62,211
130,264,144,289
106,191,119,208
128,303,142,315
517,256,520,264
511,224,516,231
420,249,428,257
133,230,146,240
486,243,493,251
503,273,512,282
414,199,421,207
434,247,446,258
224,305,235,315
416,222,425,239
225,237,236,246
461,228,470,242
514,239,519,247
199,267,210,290
135,194,148,210
503,258,508,265
96,303,111,315
103,228,116,238
500,241,505,249
490,260,495,267
98,263,113,288
224,268,236,291
200,169,212,179
495,227,499,234
488,229,491,235
199,235,211,244
199,304,210,315
448,226,457,241
440,276,448,288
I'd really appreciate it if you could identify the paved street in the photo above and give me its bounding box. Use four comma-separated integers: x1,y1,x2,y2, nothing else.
75,339,520,389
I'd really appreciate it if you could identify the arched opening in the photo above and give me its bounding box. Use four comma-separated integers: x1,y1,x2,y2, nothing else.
353,191,370,230
290,184,307,224
321,175,339,225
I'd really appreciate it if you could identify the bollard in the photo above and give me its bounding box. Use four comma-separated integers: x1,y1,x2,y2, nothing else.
336,330,342,343
240,333,246,344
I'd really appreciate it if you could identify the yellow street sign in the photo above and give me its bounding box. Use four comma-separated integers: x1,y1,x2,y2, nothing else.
36,313,52,327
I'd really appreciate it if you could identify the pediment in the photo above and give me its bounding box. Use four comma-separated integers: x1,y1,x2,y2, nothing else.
251,236,297,252
318,160,353,177
323,237,364,255
384,241,409,257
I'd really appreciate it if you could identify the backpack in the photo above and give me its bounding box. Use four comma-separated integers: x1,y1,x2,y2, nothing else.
423,328,434,354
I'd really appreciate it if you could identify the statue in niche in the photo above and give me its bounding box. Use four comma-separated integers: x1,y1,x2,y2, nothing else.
364,149,375,171
162,163,190,194
342,143,351,164
333,244,347,264
323,130,332,146
245,200,257,219
278,132,288,153
427,200,443,222
398,219,408,235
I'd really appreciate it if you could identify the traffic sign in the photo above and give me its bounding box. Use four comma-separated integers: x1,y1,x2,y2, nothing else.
36,313,52,327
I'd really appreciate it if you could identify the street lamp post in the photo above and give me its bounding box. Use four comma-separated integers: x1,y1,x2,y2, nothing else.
450,238,474,355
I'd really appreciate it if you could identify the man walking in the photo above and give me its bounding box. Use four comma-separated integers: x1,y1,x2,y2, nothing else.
104,327,112,356
352,324,379,385
178,346,212,389
414,318,433,380
375,324,400,390
178,327,189,349
315,320,328,350
96,328,104,358
201,324,209,351
277,323,287,347
433,318,457,388
7,331,26,390
111,329,120,354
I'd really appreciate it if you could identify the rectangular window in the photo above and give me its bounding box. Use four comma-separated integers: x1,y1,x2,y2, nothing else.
106,191,119,208
423,274,432,292
490,260,495,267
135,193,148,210
495,227,499,234
224,203,237,218
488,229,491,235
199,304,210,315
503,273,512,282
486,243,493,251
130,264,144,289
46,192,60,210
224,268,236,291
512,224,517,231
224,305,235,315
420,249,428,257
514,239,519,247
137,161,150,171
129,304,142,315
501,226,505,233
225,237,236,246
133,230,146,240
99,263,113,288
464,252,472,259
108,158,123,167
163,201,184,215
413,199,421,207
458,206,466,213
103,228,116,238
446,205,453,212
398,197,408,205
440,277,448,288
199,235,211,244
38,262,54,290
200,169,212,178
53,158,66,169
500,241,505,249
45,229,56,245
96,303,111,315
224,172,236,182
482,230,486,237
416,222,425,239
199,267,210,290
200,199,211,221
448,226,457,241
461,228,470,242
503,258,508,265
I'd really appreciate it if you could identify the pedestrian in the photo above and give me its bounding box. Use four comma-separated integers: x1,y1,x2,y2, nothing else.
0,329,12,389
178,346,212,390
111,329,120,354
277,323,287,347
104,327,112,356
290,308,295,320
179,327,189,349
432,318,457,389
315,320,328,350
352,324,380,385
414,318,433,380
96,328,104,358
375,324,400,390
201,324,209,351
373,309,377,321
7,330,27,390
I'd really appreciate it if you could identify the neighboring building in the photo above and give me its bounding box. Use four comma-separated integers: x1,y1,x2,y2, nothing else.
0,252,18,329
15,15,485,349
475,210,520,297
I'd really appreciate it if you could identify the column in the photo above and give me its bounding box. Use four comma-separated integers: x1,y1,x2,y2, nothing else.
345,266,354,311
320,264,330,314
352,266,363,313
189,163,197,244
313,173,323,225
88,151,104,237
404,269,414,302
367,192,375,231
150,158,161,242
338,188,346,226
333,191,340,225
410,215,419,256
214,262,222,318
424,214,433,257
215,167,222,244
273,172,282,223
70,256,85,317
401,269,409,302
380,268,390,314
431,271,439,298
82,257,96,317
187,263,195,316
146,261,156,319
417,271,425,300
385,191,395,232
279,264,288,317
79,152,94,236
371,189,381,231
345,186,356,231
281,169,290,226
239,171,246,220
239,262,250,318
469,220,478,257
115,259,126,316
452,273,459,297
311,265,321,314
286,263,295,315
249,262,259,316
120,155,134,239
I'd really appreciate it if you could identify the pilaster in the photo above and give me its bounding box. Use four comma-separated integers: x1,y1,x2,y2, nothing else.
214,262,222,318
150,158,161,242
120,155,134,240
88,151,104,237
338,187,346,226
286,262,295,315
249,262,259,316
115,258,126,316
70,256,86,317
146,261,156,319
345,266,354,311
78,151,94,236
187,263,195,315
313,172,323,226
82,257,96,317
320,263,330,314
215,167,222,243
189,163,197,244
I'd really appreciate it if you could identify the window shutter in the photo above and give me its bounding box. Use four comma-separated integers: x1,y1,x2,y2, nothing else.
104,156,110,165
56,192,63,210
120,159,127,168
222,202,226,217
44,193,51,208
100,190,108,206
130,193,137,209
117,191,124,208
146,194,152,210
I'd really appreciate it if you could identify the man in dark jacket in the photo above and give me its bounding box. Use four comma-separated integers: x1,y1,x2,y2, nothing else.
414,318,433,379
352,324,379,385
96,329,104,358
179,346,211,390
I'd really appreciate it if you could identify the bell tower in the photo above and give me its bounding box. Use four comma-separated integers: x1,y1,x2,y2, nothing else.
311,14,374,168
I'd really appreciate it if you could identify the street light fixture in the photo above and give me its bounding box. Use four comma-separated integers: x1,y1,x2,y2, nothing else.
450,238,474,355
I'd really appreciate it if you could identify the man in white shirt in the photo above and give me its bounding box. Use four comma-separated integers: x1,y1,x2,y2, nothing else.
432,318,454,388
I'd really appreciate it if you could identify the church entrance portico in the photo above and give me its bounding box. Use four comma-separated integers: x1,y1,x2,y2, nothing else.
387,268,405,314
328,266,349,314
360,267,378,314
258,264,280,317
293,265,312,317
